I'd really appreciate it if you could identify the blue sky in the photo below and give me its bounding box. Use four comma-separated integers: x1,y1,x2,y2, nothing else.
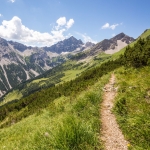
0,0,150,46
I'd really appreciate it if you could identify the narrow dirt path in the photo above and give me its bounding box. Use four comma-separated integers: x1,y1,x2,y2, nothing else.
101,74,128,150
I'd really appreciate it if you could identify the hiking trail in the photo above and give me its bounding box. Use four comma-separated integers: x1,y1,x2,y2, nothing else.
101,74,128,150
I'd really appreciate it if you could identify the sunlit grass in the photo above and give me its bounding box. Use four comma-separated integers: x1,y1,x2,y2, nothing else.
139,29,150,39
60,69,85,83
0,90,22,106
0,73,110,149
31,78,48,83
114,66,150,149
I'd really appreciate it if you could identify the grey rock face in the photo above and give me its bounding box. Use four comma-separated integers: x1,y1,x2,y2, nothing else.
91,33,135,53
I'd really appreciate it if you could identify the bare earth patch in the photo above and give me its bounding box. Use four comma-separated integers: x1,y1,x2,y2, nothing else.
101,74,128,150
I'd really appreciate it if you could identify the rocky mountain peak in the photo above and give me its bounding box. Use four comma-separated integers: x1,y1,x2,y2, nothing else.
90,32,135,55
112,32,125,40
69,36,77,40
43,36,84,53
111,32,135,44
63,36,83,45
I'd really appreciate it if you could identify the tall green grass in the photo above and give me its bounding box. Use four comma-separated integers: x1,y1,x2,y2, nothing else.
0,73,110,150
114,67,150,149
50,116,97,150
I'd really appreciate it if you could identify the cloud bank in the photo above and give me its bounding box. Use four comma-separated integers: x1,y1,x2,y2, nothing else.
0,16,74,46
101,23,119,30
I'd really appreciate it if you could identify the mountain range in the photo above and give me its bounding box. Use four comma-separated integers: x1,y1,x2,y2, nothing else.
0,33,134,96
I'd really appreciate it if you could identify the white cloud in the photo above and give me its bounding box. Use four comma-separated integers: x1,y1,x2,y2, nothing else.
101,23,109,29
55,17,74,30
0,14,2,17
110,24,119,30
56,17,66,26
76,32,97,44
10,0,15,3
66,19,74,29
0,16,74,46
55,17,66,30
101,23,119,30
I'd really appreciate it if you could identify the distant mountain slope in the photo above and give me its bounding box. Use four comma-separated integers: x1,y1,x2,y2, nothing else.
68,33,135,63
0,37,52,96
90,33,135,55
110,29,150,60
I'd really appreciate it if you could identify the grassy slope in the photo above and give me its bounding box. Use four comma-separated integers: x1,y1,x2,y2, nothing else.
0,73,110,150
61,53,111,83
139,29,150,39
114,67,150,149
0,90,22,106
0,78,48,106
61,69,84,82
